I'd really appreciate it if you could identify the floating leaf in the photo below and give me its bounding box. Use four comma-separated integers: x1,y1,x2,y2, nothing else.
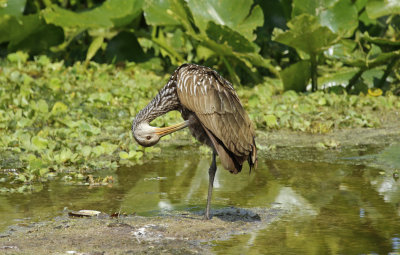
81,146,92,157
31,136,48,151
119,151,131,159
264,114,278,128
36,99,49,113
51,102,68,115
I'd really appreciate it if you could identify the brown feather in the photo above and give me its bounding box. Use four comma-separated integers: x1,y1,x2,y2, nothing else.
176,64,257,173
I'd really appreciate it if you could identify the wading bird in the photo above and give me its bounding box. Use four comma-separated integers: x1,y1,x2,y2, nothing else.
132,64,257,219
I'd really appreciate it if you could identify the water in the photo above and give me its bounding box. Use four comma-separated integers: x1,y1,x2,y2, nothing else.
1,145,400,254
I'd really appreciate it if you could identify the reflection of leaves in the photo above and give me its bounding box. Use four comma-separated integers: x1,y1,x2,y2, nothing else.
377,144,400,169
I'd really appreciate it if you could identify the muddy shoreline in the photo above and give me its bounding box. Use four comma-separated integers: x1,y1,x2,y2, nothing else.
0,208,282,255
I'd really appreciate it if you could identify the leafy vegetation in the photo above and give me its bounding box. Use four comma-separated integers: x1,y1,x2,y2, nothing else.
0,54,399,192
0,0,399,91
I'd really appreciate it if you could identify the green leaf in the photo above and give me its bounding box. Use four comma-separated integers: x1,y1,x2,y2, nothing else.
280,60,311,92
324,39,357,60
31,136,48,151
273,14,338,56
361,32,400,47
51,102,68,115
292,0,337,16
54,148,74,164
143,0,182,26
81,146,92,157
43,0,144,30
36,99,49,113
86,36,104,61
0,0,26,17
264,114,278,128
187,0,263,40
366,0,400,19
28,156,46,170
319,0,358,38
88,92,113,103
205,21,256,53
292,0,358,38
92,146,106,157
101,142,118,155
7,51,28,63
0,14,63,53
43,5,112,29
318,67,359,88
119,151,131,159
78,120,101,135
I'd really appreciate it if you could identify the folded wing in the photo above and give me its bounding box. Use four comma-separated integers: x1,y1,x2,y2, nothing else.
176,64,257,173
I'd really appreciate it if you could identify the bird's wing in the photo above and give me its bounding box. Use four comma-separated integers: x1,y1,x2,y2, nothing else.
176,65,255,159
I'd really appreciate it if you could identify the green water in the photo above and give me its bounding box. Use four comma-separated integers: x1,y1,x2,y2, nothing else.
1,145,400,254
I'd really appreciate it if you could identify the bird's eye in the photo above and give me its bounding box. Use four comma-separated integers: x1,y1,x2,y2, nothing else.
146,136,151,140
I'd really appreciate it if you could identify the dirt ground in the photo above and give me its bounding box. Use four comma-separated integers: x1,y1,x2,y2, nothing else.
0,208,281,255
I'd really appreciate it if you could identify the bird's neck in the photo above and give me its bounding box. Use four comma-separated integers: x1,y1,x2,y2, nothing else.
132,78,180,128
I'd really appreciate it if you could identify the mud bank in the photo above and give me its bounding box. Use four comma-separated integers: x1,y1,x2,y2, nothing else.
0,208,281,254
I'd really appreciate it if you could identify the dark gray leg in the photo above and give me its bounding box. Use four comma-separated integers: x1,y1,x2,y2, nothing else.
204,151,217,220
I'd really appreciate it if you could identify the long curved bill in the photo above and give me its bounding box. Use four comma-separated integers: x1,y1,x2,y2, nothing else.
155,120,189,136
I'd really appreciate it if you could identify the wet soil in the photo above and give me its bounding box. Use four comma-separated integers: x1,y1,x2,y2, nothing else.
0,208,280,254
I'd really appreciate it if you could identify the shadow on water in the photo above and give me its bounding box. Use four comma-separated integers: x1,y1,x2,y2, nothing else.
1,144,400,254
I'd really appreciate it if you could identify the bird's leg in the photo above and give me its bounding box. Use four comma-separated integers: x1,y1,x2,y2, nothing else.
204,151,217,220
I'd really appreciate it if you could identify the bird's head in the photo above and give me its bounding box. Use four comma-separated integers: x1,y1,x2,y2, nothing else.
132,121,189,147
132,123,161,147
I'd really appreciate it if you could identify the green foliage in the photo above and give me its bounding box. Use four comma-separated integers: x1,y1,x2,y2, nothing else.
273,0,400,92
142,0,270,84
1,57,398,192
0,0,399,91
0,55,167,187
